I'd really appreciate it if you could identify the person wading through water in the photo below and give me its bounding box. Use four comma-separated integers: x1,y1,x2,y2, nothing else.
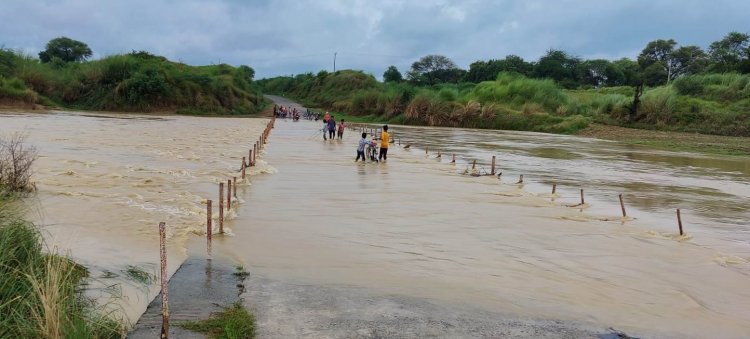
323,111,330,140
378,125,390,161
327,115,337,141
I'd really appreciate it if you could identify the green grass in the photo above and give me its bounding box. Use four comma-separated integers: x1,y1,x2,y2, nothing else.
0,198,123,338
179,302,255,339
232,265,249,279
0,48,266,114
261,70,750,137
123,265,154,284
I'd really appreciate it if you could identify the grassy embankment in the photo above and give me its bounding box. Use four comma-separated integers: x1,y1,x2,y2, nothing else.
1,133,123,338
260,71,750,155
0,198,124,338
0,48,266,115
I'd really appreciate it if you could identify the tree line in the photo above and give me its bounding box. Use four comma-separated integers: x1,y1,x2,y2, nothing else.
385,31,750,89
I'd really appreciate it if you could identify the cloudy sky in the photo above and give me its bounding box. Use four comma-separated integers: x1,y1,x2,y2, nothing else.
1,0,748,79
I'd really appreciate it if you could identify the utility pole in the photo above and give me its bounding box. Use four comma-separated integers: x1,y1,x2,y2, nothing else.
333,52,337,72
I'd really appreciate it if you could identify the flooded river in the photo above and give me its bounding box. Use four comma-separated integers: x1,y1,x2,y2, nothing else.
2,108,749,338
0,111,271,324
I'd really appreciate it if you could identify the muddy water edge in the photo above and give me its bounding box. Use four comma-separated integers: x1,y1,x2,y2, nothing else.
0,111,271,327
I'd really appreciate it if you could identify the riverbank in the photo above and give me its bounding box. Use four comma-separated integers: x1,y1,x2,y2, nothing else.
301,108,750,157
578,123,750,156
0,111,273,328
0,198,124,338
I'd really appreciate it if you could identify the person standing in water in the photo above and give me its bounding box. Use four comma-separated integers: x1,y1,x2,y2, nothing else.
355,132,368,161
379,125,390,161
337,119,345,140
327,115,337,141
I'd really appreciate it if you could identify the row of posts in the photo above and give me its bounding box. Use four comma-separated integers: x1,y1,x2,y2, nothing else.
158,114,276,338
347,123,686,237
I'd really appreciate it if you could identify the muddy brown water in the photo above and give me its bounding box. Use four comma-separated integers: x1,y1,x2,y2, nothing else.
2,108,750,338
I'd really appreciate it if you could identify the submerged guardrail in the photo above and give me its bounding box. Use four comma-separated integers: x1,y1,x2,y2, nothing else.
346,122,688,237
156,114,276,338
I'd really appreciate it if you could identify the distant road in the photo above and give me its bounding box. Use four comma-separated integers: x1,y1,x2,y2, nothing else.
264,95,306,110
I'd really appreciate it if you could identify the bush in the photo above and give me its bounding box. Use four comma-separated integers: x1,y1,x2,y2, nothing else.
0,49,265,114
0,77,38,104
470,73,571,112
0,133,38,195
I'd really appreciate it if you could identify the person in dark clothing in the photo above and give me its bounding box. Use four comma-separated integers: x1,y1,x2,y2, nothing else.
327,116,336,140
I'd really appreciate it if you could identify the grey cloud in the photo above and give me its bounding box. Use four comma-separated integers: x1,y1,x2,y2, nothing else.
1,0,748,79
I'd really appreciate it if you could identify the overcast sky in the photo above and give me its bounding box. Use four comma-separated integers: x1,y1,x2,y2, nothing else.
1,0,748,79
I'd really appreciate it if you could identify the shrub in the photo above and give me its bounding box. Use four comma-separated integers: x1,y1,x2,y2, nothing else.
0,133,38,195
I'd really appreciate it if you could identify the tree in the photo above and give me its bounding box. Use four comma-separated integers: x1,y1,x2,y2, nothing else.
237,65,255,82
578,59,625,87
464,55,533,83
613,58,641,86
407,55,459,85
637,39,677,85
671,45,709,77
533,49,581,88
38,37,92,63
383,65,403,82
503,55,533,76
708,31,750,73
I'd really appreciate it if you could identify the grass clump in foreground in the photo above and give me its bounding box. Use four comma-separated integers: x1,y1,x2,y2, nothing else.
180,302,255,339
122,265,154,284
0,200,124,338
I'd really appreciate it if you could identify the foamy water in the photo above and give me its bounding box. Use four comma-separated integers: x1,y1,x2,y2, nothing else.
0,111,270,325
3,109,750,338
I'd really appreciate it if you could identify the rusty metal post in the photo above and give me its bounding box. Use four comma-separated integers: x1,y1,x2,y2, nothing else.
398,138,401,145
227,179,232,210
677,208,683,235
472,159,476,169
491,156,496,175
426,146,428,155
580,189,585,205
619,194,627,217
248,149,252,166
158,222,169,339
552,183,557,194
233,177,237,198
241,159,246,179
253,144,257,165
451,154,455,163
219,183,224,234
206,200,212,240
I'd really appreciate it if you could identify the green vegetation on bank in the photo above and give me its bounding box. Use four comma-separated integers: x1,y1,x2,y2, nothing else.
261,70,750,136
1,37,265,115
260,31,750,136
179,302,255,339
0,200,123,338
1,133,123,338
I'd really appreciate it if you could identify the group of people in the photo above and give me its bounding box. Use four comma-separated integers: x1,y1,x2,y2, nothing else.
273,104,300,121
317,110,390,163
321,111,345,141
356,125,389,163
